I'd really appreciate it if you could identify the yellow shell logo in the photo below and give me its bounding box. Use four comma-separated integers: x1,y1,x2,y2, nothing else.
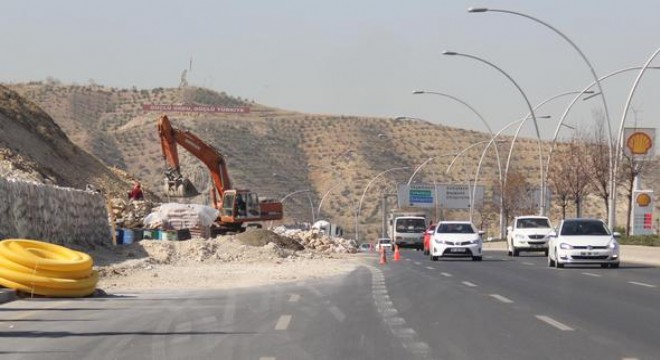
626,132,653,155
637,193,651,207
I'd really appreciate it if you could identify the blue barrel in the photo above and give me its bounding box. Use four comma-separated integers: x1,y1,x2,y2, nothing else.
115,229,124,245
123,229,134,245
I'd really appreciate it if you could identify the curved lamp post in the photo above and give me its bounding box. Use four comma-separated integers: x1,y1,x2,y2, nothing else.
467,6,617,226
412,90,503,185
317,181,346,219
443,50,545,214
543,67,660,212
611,47,660,230
355,166,411,242
280,189,315,224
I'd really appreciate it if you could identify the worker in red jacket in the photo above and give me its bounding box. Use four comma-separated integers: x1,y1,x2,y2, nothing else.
128,182,144,201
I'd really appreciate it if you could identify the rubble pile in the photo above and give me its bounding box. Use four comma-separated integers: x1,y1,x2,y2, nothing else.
109,199,154,228
273,227,358,254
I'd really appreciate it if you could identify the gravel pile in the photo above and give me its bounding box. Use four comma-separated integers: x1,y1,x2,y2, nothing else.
273,227,358,254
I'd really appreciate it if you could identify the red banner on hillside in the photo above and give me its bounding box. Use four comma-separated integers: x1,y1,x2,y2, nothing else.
142,104,250,114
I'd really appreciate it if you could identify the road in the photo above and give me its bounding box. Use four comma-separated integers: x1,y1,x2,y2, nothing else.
1,249,659,359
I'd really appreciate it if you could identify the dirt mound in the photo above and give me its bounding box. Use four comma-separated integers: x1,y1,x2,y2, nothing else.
235,229,304,251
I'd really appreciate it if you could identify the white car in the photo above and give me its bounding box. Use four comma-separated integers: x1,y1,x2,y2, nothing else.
507,216,555,257
430,221,483,261
375,238,393,252
548,218,620,269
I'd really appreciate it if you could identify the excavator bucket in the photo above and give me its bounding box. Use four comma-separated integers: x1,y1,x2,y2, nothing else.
163,178,200,197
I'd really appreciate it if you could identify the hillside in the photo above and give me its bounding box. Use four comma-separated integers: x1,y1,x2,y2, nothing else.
5,81,657,239
0,85,134,196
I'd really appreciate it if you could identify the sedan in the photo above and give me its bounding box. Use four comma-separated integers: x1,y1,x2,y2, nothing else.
430,221,483,261
548,218,620,268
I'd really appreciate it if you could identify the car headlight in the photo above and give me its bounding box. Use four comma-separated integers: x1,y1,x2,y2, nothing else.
559,243,573,250
515,234,526,240
470,239,481,244
434,239,445,244
609,240,619,249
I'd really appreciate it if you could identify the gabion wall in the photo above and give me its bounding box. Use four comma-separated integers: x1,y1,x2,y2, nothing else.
0,177,111,246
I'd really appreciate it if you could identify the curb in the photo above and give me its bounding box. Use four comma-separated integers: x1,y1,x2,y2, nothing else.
0,289,17,305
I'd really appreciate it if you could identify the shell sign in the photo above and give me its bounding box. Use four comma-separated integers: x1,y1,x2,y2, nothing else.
636,193,651,207
623,128,655,157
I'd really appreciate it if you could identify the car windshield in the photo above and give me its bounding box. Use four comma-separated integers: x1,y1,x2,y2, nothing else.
395,218,427,233
560,220,611,236
379,239,391,244
437,223,475,234
517,218,551,228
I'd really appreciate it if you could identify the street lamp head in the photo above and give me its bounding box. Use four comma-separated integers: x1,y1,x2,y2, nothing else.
442,50,458,56
378,133,386,139
394,116,408,121
412,90,424,94
467,7,489,13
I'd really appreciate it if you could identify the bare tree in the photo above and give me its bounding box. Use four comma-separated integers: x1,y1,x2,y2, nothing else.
585,110,611,213
548,147,572,219
494,171,534,225
620,152,650,234
554,132,591,217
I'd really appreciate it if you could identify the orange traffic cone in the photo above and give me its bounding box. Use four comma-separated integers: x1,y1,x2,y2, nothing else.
379,246,387,265
393,245,400,262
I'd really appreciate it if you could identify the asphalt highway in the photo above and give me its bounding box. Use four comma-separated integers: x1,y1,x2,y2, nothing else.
1,249,659,359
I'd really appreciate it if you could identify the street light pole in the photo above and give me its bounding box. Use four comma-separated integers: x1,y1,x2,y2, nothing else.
412,90,504,189
467,6,616,227
280,189,315,225
443,50,545,215
356,167,411,242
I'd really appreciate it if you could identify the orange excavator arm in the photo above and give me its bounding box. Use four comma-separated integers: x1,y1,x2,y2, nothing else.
157,115,232,203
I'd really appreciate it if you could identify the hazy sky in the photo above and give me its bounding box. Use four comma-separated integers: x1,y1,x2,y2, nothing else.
2,0,659,139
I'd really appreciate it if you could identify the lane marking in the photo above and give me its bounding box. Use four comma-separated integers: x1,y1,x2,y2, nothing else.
274,315,292,330
462,281,477,287
441,272,452,277
582,272,601,277
405,258,411,261
425,266,435,270
522,262,535,266
628,281,656,288
535,315,574,331
328,306,346,323
414,261,422,265
489,294,514,304
485,255,494,259
622,358,639,360
288,294,300,303
260,357,276,360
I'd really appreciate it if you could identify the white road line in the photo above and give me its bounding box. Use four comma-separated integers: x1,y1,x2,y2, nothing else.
259,357,276,360
275,315,292,330
489,294,514,304
522,262,535,266
328,306,346,323
289,294,300,303
414,261,422,265
405,258,411,261
628,281,656,288
535,315,574,331
485,255,494,259
462,281,477,287
441,272,452,277
582,272,601,277
621,357,639,360
425,266,435,270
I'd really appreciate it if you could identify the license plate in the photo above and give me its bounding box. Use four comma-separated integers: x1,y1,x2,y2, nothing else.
580,252,593,256
450,248,466,253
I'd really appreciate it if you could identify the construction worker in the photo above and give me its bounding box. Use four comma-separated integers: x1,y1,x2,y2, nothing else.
128,182,144,201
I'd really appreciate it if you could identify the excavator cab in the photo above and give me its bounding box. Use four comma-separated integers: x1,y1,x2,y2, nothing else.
221,190,260,219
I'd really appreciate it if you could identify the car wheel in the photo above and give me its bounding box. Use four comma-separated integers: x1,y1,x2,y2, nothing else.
472,256,482,261
431,255,438,262
507,241,512,256
544,250,549,257
548,254,555,267
610,262,620,269
512,246,520,257
555,255,564,268
600,263,609,268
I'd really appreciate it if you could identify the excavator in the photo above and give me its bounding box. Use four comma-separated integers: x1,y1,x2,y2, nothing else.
157,115,283,233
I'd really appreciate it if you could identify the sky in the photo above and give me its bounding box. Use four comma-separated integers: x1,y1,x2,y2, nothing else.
2,0,659,140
